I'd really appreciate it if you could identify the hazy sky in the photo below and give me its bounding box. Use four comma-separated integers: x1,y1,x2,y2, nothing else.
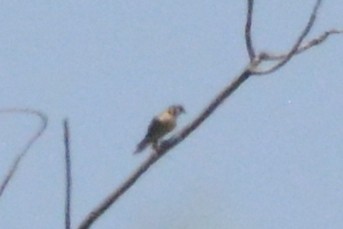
0,1,342,229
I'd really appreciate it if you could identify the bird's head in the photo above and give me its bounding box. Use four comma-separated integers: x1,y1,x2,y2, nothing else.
168,104,185,117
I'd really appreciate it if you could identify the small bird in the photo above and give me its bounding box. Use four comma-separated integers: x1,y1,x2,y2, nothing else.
134,104,185,154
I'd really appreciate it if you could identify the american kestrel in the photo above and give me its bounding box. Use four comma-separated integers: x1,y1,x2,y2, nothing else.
134,104,185,154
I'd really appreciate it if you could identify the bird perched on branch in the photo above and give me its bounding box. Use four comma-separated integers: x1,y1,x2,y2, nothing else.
134,104,185,154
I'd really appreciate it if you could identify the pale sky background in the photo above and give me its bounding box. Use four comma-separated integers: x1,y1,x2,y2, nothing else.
0,1,342,229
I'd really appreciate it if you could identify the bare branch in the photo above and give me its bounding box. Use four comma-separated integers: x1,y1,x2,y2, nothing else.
253,0,322,75
78,68,253,229
64,119,72,229
78,152,160,229
245,0,256,61
259,29,343,61
0,108,48,198
174,70,251,143
78,1,341,228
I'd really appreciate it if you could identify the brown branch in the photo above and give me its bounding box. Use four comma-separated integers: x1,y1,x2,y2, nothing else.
253,0,322,75
78,1,341,228
78,152,160,229
0,108,48,197
245,0,255,61
64,119,72,229
78,68,253,229
259,29,343,61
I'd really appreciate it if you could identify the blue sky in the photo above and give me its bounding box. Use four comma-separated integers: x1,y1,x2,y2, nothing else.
0,1,342,229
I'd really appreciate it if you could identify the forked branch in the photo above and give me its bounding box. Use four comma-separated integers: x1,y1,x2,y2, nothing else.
259,29,343,61
78,1,342,228
253,0,323,75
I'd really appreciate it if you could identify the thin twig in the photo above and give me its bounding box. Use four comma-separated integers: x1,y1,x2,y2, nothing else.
64,119,72,229
253,0,322,75
259,29,343,61
245,0,255,61
0,108,48,197
78,68,253,229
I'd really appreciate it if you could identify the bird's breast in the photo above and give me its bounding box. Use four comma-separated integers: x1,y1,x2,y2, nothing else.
157,113,176,134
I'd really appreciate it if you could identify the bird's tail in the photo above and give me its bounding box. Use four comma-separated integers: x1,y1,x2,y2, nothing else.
133,137,150,154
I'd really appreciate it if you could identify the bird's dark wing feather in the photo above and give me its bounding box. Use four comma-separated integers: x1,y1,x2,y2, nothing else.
133,117,160,154
145,117,161,139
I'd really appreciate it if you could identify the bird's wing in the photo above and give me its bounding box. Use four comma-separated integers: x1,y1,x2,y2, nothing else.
134,117,161,154
145,117,162,140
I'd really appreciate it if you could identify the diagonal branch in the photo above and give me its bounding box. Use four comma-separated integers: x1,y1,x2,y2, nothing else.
0,108,48,198
78,152,160,229
245,0,256,61
253,0,322,75
78,68,253,229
